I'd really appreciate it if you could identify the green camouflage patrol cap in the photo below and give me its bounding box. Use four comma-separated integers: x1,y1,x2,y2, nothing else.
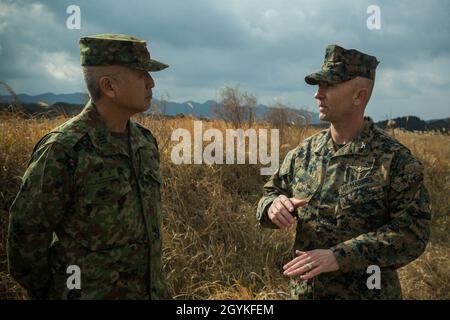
79,34,169,71
305,44,379,85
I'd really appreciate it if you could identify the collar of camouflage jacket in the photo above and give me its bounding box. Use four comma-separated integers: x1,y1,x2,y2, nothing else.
314,117,375,157
77,100,151,157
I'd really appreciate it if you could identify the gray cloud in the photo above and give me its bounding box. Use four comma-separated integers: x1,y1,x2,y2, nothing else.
0,0,449,120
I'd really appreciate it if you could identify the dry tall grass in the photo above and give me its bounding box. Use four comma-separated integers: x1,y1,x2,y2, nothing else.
0,114,448,299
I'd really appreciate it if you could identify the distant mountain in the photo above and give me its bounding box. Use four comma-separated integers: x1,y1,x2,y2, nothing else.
0,93,321,124
154,100,321,123
0,92,89,105
3,93,448,131
155,100,217,118
426,118,450,132
376,116,449,133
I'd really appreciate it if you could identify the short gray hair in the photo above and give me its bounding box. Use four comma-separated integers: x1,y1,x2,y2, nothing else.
82,66,123,102
82,66,102,101
353,76,375,107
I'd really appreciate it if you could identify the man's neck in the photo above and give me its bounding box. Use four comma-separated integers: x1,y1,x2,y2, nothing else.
94,100,132,133
330,116,365,145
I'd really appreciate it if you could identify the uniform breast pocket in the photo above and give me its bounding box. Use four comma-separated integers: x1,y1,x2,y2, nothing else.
141,167,164,253
141,166,162,200
74,175,133,250
337,176,387,231
345,159,376,182
338,177,385,210
142,166,162,186
141,166,162,210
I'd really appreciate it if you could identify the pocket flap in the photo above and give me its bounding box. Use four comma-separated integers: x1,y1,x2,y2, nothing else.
143,168,162,185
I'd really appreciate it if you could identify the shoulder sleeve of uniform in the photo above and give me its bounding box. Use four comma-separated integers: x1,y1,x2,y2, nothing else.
278,132,316,178
8,138,74,296
278,145,304,177
19,138,74,209
31,116,89,159
30,132,59,158
41,115,91,152
390,146,424,193
256,144,304,229
31,132,79,163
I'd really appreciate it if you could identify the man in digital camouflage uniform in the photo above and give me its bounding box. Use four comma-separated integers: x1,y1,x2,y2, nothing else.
256,44,431,299
8,34,170,300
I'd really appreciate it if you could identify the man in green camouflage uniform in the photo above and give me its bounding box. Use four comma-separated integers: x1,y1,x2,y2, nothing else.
256,45,431,299
7,34,170,299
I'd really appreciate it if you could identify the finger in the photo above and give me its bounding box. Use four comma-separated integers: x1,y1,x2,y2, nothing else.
268,205,282,224
290,198,309,209
269,207,289,229
278,210,295,225
268,206,285,228
279,196,294,212
283,259,306,275
282,253,311,270
275,201,294,222
283,255,312,272
283,250,306,270
283,256,302,270
297,249,319,259
276,213,292,228
270,217,286,229
284,262,313,277
278,195,297,218
268,205,276,220
300,266,323,281
292,251,310,263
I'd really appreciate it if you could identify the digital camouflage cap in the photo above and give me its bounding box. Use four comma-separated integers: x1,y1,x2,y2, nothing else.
79,34,169,71
305,44,379,85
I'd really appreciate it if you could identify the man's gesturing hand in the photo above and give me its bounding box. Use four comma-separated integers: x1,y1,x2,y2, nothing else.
267,195,308,229
283,249,340,280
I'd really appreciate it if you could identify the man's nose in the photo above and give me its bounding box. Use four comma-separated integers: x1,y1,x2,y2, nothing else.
314,86,325,100
145,73,155,89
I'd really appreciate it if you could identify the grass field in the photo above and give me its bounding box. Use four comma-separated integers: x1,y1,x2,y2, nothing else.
0,113,448,299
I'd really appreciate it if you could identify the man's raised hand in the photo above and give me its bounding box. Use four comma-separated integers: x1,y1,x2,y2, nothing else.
268,195,308,229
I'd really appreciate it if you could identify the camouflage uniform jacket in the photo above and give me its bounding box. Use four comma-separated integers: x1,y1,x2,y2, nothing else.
8,100,169,300
257,117,431,299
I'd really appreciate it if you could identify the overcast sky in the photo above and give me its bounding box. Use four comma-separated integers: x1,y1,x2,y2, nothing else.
0,0,449,121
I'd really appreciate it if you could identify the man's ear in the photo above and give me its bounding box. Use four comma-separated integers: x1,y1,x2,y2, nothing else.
98,76,116,99
353,87,368,107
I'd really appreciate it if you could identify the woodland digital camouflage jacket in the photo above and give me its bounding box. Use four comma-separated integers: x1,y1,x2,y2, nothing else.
8,100,169,300
257,117,431,299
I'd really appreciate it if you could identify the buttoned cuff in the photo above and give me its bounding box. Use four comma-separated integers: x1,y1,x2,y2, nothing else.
256,195,279,229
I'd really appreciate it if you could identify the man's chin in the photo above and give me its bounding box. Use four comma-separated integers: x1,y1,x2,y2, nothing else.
143,100,152,111
319,113,329,122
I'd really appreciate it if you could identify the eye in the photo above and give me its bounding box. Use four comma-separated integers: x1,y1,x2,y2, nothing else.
320,83,333,89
